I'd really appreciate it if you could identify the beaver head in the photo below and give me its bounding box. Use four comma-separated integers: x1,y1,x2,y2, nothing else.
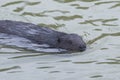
57,34,86,51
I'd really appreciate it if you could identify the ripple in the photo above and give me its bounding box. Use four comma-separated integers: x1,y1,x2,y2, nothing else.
80,18,118,26
94,29,102,31
8,53,46,59
72,61,96,64
100,48,108,50
90,75,103,78
54,0,76,3
87,32,120,44
70,4,89,10
37,66,54,69
97,62,120,64
80,0,99,2
54,15,83,21
49,71,60,73
110,3,120,9
95,1,120,5
58,60,71,62
8,71,23,73
102,23,118,26
0,66,21,72
1,1,24,7
94,1,120,9
96,58,120,64
21,12,47,17
38,23,65,29
54,0,99,3
41,10,70,14
1,1,41,7
13,7,24,12
25,1,41,6
80,19,103,26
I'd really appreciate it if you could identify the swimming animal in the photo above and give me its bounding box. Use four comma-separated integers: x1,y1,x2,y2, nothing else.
0,20,86,52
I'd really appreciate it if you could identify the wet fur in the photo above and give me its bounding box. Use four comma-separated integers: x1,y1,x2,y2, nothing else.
0,20,86,51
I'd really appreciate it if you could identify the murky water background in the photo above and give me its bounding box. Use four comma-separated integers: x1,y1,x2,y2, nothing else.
0,0,120,80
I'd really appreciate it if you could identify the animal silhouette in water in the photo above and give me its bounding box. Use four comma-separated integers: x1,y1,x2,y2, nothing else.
0,20,86,52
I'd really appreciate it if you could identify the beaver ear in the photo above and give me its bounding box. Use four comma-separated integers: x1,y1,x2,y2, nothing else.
57,38,61,43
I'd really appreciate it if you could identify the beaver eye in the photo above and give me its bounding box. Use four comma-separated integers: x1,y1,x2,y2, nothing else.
57,38,61,43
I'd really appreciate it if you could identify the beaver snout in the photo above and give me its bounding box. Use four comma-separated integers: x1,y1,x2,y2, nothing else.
78,40,86,51
79,45,86,51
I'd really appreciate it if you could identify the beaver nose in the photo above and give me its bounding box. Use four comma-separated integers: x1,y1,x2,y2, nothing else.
79,45,86,52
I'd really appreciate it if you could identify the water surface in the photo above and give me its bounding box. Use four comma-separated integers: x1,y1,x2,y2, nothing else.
0,0,120,80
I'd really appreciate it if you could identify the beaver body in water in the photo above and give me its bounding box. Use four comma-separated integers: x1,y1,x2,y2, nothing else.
0,20,86,52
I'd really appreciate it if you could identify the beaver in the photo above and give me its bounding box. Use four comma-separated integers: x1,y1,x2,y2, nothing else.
0,20,86,52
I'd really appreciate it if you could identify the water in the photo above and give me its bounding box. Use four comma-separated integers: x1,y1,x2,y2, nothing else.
0,0,120,80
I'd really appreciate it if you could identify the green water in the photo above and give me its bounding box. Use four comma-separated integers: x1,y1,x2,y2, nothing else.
0,0,120,80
